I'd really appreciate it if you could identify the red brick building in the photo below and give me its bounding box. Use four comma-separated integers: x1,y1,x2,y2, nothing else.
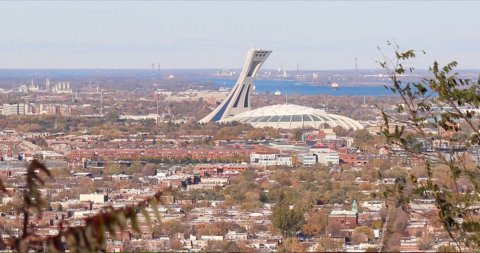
68,148,252,162
328,210,358,230
339,153,369,166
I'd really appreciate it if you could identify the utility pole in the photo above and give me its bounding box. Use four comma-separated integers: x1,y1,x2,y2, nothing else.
156,95,160,124
100,89,103,116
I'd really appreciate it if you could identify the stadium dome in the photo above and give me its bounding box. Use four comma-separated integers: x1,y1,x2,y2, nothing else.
220,104,364,130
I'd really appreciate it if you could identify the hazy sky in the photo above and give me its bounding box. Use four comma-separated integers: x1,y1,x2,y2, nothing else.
0,1,479,69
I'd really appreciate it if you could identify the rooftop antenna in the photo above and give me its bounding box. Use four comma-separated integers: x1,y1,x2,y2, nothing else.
354,57,359,85
156,94,160,124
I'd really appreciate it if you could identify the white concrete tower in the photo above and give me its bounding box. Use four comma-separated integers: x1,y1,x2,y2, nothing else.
199,49,271,123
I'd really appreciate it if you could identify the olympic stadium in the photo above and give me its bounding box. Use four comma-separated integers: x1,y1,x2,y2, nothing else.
199,49,364,130
220,104,363,130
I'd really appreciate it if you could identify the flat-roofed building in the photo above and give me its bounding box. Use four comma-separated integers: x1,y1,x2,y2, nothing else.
79,194,108,204
2,103,26,116
311,148,339,165
250,153,292,167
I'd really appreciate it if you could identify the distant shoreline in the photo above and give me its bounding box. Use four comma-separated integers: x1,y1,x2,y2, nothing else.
212,79,395,96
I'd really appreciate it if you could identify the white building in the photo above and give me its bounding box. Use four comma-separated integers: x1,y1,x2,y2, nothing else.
119,114,159,122
361,200,385,212
311,148,339,165
200,177,230,186
225,230,248,240
2,103,26,116
52,82,73,94
298,154,317,167
250,153,292,167
200,235,224,241
79,194,108,204
36,150,64,160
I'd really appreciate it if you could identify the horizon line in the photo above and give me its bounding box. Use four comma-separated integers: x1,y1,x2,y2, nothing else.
0,68,479,71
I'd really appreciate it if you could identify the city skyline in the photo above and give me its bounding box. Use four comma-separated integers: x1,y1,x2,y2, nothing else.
0,1,479,69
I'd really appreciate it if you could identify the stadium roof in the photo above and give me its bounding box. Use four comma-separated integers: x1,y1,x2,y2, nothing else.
220,104,364,130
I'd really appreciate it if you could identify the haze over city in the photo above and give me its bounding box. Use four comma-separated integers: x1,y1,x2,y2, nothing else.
0,1,479,69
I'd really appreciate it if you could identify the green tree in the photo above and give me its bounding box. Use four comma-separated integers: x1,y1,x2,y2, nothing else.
277,237,306,252
104,163,123,175
302,210,328,236
332,126,349,136
105,111,120,122
352,226,375,244
380,43,480,250
352,129,373,146
271,204,305,237
245,129,266,140
316,237,344,252
436,245,458,252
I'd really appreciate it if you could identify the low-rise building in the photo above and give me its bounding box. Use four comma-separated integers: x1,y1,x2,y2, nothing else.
298,154,317,166
79,194,108,204
225,230,248,240
311,148,339,165
328,201,359,230
250,153,293,167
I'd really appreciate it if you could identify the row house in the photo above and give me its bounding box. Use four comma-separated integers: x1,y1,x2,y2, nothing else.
144,149,187,160
339,153,369,166
194,164,250,176
69,148,251,162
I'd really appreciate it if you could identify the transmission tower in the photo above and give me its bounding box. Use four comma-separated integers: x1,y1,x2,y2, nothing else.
354,57,359,85
152,64,156,80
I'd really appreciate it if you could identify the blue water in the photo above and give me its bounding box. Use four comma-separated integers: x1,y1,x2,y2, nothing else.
212,79,394,96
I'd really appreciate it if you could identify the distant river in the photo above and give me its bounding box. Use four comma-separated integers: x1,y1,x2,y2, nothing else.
211,79,394,96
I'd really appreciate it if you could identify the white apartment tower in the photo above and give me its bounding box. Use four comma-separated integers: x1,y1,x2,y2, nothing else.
199,49,271,123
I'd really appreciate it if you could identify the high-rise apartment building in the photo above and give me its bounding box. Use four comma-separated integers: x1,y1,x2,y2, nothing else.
2,103,26,116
